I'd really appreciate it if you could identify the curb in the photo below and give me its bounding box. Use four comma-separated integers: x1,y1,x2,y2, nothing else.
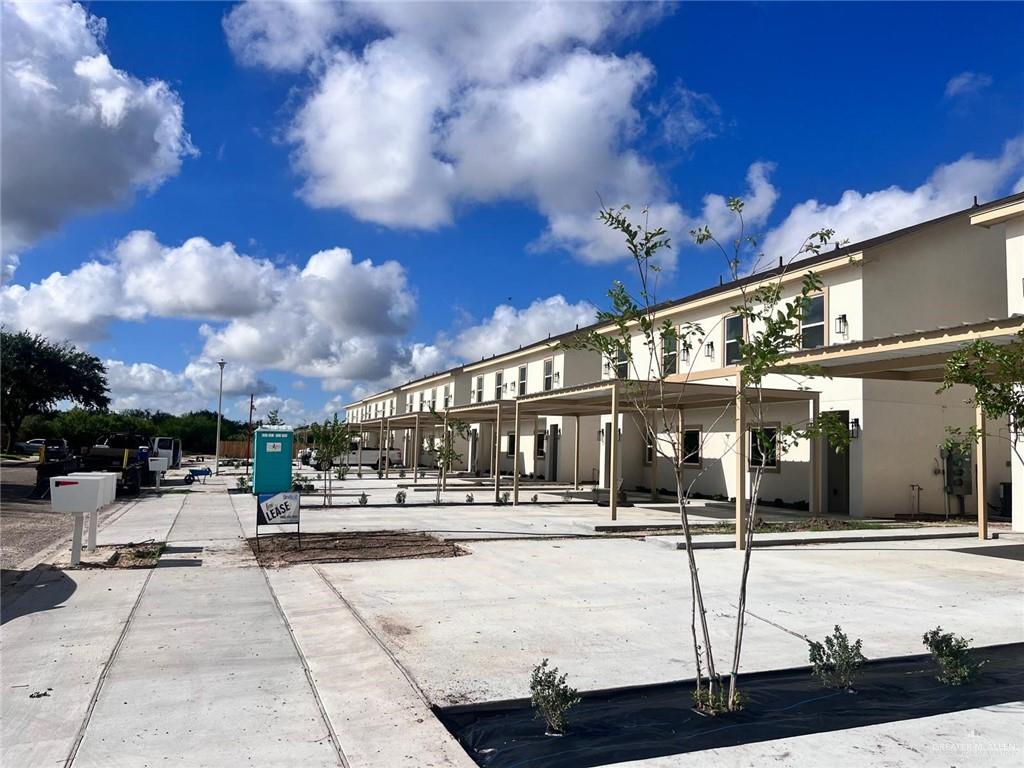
645,530,978,550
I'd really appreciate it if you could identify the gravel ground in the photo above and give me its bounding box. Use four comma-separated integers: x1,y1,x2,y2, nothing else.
0,462,122,580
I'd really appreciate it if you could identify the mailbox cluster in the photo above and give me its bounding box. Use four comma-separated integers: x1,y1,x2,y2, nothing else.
50,473,119,565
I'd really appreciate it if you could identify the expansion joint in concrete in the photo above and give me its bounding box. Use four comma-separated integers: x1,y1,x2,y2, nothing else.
311,565,434,708
63,566,157,768
260,562,350,767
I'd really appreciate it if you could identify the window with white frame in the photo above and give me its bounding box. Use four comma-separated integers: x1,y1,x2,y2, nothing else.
643,430,655,465
475,376,484,403
535,432,546,458
682,428,701,467
406,395,413,412
662,331,677,376
506,432,516,457
749,425,780,470
418,391,425,411
800,294,825,349
614,347,629,379
543,358,554,391
443,384,451,408
725,315,744,365
518,365,527,396
430,388,437,410
495,371,503,400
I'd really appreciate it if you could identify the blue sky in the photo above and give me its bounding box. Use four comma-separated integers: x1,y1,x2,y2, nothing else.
3,1,1022,425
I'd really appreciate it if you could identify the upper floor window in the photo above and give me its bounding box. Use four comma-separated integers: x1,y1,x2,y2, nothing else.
475,376,484,403
662,332,677,377
543,358,554,391
800,294,825,349
725,315,744,365
614,347,629,379
406,395,413,412
495,371,503,400
443,384,451,408
418,392,425,411
429,388,437,410
518,365,527,396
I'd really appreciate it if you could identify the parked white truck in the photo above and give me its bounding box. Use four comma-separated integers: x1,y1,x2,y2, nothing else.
311,440,402,471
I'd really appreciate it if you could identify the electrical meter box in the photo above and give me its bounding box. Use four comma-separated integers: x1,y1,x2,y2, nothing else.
253,426,294,495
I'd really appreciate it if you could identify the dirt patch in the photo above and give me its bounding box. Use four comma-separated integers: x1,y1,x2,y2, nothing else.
248,530,467,567
64,543,166,569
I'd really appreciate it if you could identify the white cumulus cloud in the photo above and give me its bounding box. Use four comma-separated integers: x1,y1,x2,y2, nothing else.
760,136,1024,262
225,0,685,263
945,71,992,99
104,358,274,414
1,0,195,255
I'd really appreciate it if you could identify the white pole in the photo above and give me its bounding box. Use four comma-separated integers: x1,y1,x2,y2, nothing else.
214,358,226,475
71,513,84,566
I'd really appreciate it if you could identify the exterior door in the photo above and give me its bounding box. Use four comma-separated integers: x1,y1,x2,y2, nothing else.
548,425,559,482
826,411,850,515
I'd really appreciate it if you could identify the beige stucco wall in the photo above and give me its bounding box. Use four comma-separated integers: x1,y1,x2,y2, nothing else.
860,380,1011,517
861,217,1007,339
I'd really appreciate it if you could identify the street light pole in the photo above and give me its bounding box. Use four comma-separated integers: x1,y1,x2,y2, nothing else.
214,358,226,475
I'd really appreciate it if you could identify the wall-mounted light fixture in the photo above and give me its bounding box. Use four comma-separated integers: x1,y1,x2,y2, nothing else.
680,346,690,363
553,371,561,385
598,427,604,440
705,341,715,359
849,417,860,439
835,314,848,336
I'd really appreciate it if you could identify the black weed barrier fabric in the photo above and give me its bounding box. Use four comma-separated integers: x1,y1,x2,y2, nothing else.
437,643,1024,768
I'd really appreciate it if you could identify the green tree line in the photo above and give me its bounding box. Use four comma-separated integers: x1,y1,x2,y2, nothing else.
20,408,248,454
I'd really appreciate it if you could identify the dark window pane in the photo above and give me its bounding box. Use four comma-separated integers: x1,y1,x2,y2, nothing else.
801,325,825,349
683,429,701,466
725,315,743,341
804,295,824,325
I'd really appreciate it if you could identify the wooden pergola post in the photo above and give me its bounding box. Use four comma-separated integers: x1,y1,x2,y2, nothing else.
573,414,580,490
384,419,391,479
977,402,988,540
735,377,747,551
494,403,503,503
610,383,620,521
412,414,420,486
648,413,658,502
513,400,522,505
357,429,363,471
810,395,820,514
441,412,449,493
377,421,384,473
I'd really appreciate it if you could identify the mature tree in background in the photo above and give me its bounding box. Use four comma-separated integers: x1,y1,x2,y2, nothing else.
266,408,284,426
1,329,110,448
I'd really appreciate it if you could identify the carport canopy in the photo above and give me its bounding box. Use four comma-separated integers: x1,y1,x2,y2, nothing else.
773,315,1024,541
513,378,820,533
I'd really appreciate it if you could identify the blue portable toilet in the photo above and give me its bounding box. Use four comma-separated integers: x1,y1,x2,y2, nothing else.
252,426,294,495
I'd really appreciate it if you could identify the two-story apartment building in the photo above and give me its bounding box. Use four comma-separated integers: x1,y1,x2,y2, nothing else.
346,191,1021,526
596,193,1019,519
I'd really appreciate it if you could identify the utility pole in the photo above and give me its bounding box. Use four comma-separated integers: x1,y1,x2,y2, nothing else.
245,393,254,476
214,358,226,475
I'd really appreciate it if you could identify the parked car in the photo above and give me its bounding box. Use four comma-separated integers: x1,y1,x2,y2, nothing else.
12,438,46,455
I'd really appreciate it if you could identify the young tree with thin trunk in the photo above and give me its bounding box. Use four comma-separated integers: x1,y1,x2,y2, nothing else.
569,201,848,712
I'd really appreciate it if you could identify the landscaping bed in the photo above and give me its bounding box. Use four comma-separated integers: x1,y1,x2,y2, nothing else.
438,643,1024,768
247,530,467,567
70,543,166,569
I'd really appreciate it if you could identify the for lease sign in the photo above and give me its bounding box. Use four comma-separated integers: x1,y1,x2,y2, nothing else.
256,492,300,526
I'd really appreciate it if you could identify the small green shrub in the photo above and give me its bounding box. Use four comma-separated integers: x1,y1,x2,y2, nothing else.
808,625,865,690
398,469,406,479
500,491,511,505
377,469,384,479
531,493,539,503
530,659,581,735
236,475,250,490
357,492,368,506
465,493,474,503
923,627,984,685
692,679,745,715
395,490,407,504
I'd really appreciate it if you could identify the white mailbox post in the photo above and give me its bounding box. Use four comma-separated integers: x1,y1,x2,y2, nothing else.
68,472,117,550
149,456,169,492
50,476,105,565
